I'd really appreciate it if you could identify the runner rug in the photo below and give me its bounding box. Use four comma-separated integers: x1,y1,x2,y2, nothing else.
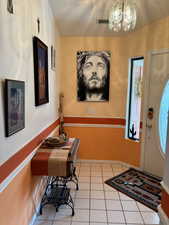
105,168,162,212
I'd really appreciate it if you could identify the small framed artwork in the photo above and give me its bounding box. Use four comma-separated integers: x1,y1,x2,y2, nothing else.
33,36,49,106
5,79,25,137
51,45,56,70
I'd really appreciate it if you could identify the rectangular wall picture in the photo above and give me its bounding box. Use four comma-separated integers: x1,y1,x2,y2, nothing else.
77,51,110,102
5,79,25,137
33,36,49,106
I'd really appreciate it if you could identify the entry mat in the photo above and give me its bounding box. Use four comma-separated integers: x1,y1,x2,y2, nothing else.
105,168,162,212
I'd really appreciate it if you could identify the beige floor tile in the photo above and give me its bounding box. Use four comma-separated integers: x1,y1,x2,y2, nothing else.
103,184,117,192
71,209,89,222
101,163,112,168
34,220,53,225
74,198,90,209
141,212,160,224
91,199,106,210
102,172,114,177
90,210,107,223
35,162,140,225
102,167,113,172
91,167,102,172
90,190,105,199
76,190,90,199
91,164,102,168
70,190,76,199
121,200,139,211
79,171,91,177
91,171,103,177
103,176,113,181
91,183,104,190
106,199,122,210
124,211,144,224
54,209,73,221
91,177,103,184
90,223,107,225
136,202,155,212
80,163,91,168
107,210,125,223
127,224,145,225
105,191,119,200
80,167,91,172
37,205,56,220
78,182,90,190
112,164,123,168
71,222,89,225
119,192,134,201
53,221,71,225
113,171,123,176
78,177,91,183
113,168,126,172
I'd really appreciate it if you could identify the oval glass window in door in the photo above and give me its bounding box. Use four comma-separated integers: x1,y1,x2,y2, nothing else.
159,80,169,154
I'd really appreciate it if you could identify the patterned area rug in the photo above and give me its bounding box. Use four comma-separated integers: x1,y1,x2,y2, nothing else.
105,168,162,212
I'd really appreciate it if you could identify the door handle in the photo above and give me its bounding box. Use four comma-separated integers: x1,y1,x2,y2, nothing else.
147,107,154,120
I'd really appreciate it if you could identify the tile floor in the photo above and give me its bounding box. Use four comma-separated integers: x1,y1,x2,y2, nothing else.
34,162,160,225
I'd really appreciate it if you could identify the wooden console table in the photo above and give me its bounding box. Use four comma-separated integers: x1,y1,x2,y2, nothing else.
31,138,80,216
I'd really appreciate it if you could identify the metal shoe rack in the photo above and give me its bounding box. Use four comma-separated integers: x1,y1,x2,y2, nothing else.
39,170,78,216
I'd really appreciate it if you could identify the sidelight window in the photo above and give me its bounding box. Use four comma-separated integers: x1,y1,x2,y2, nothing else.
126,57,144,141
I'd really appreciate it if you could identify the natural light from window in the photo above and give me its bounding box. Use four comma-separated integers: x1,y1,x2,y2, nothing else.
126,57,144,141
159,80,169,154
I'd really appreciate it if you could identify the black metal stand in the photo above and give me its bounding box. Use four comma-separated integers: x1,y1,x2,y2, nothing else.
39,168,79,216
64,164,79,190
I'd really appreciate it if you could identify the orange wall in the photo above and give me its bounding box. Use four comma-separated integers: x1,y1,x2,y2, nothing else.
60,16,169,118
0,164,44,225
60,16,169,165
0,121,59,225
65,126,140,166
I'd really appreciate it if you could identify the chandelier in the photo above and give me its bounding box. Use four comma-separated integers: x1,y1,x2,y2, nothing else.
109,0,137,32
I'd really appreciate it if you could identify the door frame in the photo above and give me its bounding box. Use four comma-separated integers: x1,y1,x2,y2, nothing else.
140,48,169,171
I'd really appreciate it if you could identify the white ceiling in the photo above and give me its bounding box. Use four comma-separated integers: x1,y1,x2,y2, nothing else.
49,0,169,36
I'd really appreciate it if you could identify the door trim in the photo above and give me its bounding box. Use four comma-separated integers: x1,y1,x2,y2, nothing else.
140,48,169,171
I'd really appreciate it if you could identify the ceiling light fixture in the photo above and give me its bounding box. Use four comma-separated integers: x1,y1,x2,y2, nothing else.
108,0,137,32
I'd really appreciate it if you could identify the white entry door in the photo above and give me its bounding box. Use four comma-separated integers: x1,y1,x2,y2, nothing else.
141,49,169,177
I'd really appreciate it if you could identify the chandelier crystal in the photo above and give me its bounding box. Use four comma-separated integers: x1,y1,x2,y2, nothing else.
109,0,137,32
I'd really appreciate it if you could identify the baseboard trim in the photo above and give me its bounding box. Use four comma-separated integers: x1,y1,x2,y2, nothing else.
158,205,169,225
64,123,125,128
76,159,139,169
29,202,41,225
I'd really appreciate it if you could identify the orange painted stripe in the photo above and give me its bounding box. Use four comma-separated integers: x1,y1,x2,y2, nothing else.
0,119,59,184
31,152,50,176
64,117,126,125
161,189,169,218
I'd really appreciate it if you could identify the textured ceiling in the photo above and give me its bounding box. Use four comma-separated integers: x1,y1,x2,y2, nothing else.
49,0,169,36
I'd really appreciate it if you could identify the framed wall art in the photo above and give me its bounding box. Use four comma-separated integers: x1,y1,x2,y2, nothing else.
33,36,49,106
5,79,25,137
77,51,110,102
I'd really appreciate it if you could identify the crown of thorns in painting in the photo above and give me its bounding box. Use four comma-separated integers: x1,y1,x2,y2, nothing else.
77,51,110,102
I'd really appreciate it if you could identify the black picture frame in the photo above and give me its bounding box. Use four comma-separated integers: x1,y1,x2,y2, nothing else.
127,57,144,141
5,79,25,137
33,36,49,106
77,51,110,102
